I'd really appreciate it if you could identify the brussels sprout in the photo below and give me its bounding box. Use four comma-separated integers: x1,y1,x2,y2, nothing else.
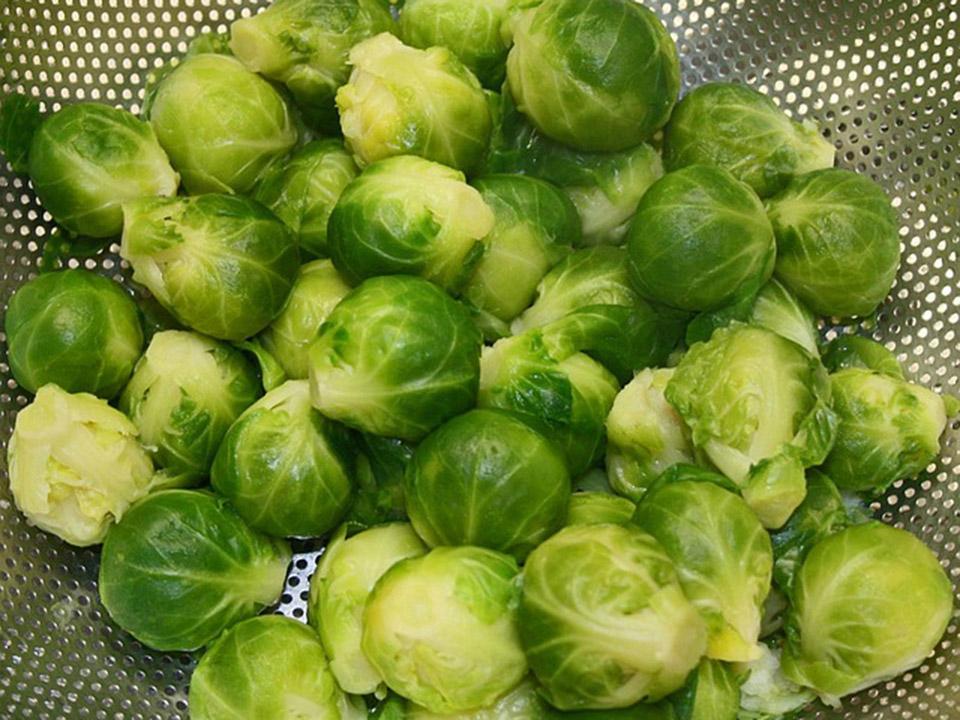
99,490,291,651
121,194,299,341
230,0,393,132
462,174,579,337
406,409,570,559
0,92,43,174
663,83,835,198
119,331,260,486
328,156,494,293
478,329,619,476
565,491,635,527
666,324,838,528
670,659,740,720
605,369,695,502
211,380,357,538
24,103,179,238
782,522,953,704
821,335,904,379
485,91,665,246
738,644,815,719
820,368,952,493
7,384,154,547
627,165,776,312
308,523,427,695
506,0,679,152
345,434,414,530
336,33,492,173
254,140,359,258
189,615,366,720
5,270,143,398
146,53,298,194
520,523,706,710
363,546,527,713
258,260,351,380
767,168,901,318
512,247,688,382
633,472,773,662
309,275,482,441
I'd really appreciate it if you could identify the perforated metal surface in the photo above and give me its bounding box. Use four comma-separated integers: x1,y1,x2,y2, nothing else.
0,0,958,718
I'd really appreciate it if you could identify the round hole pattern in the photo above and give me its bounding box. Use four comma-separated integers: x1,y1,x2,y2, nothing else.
1,0,959,718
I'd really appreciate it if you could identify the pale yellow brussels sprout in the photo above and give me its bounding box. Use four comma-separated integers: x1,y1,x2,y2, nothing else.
7,384,154,546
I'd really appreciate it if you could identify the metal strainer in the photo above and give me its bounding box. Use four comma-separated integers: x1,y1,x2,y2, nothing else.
0,0,958,718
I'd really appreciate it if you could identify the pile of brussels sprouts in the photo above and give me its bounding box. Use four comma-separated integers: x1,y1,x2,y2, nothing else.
0,0,956,718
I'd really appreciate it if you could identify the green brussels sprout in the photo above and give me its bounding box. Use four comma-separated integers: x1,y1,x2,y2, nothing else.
119,330,260,486
26,103,178,238
485,90,665,246
345,434,414,530
121,194,299,341
565,491,635,527
211,380,357,538
605,369,695,502
506,0,679,152
782,522,953,704
189,615,366,720
462,174,579,337
666,324,838,529
821,335,904,379
512,247,688,382
230,0,393,132
328,156,494,293
336,33,492,174
7,384,154,547
309,523,427,695
258,260,352,380
406,409,570,559
627,165,776,312
670,659,740,720
738,644,815,719
363,546,527,713
5,270,144,398
309,275,482,441
821,368,953,493
633,472,773,662
520,523,707,710
254,140,359,258
0,92,44,174
478,329,619,476
766,168,901,318
99,489,291,651
146,53,298,194
663,83,835,198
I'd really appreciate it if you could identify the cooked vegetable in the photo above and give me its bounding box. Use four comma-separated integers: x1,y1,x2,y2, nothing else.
120,193,299,341
146,53,298,194
5,269,143,398
767,168,901,318
309,523,427,695
670,659,740,720
738,644,815,718
627,165,776,312
363,546,527,713
328,156,494,293
119,330,260,487
821,367,953,493
565,491,636,527
520,523,706,710
258,259,352,380
663,82,835,197
405,409,570,559
345,434,414,530
230,0,393,132
309,275,482,440
782,523,953,704
211,380,357,538
7,384,154,547
506,0,679,151
189,616,366,720
99,489,291,651
605,368,694,502
336,33,492,173
821,335,904,378
253,140,359,258
666,324,837,528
